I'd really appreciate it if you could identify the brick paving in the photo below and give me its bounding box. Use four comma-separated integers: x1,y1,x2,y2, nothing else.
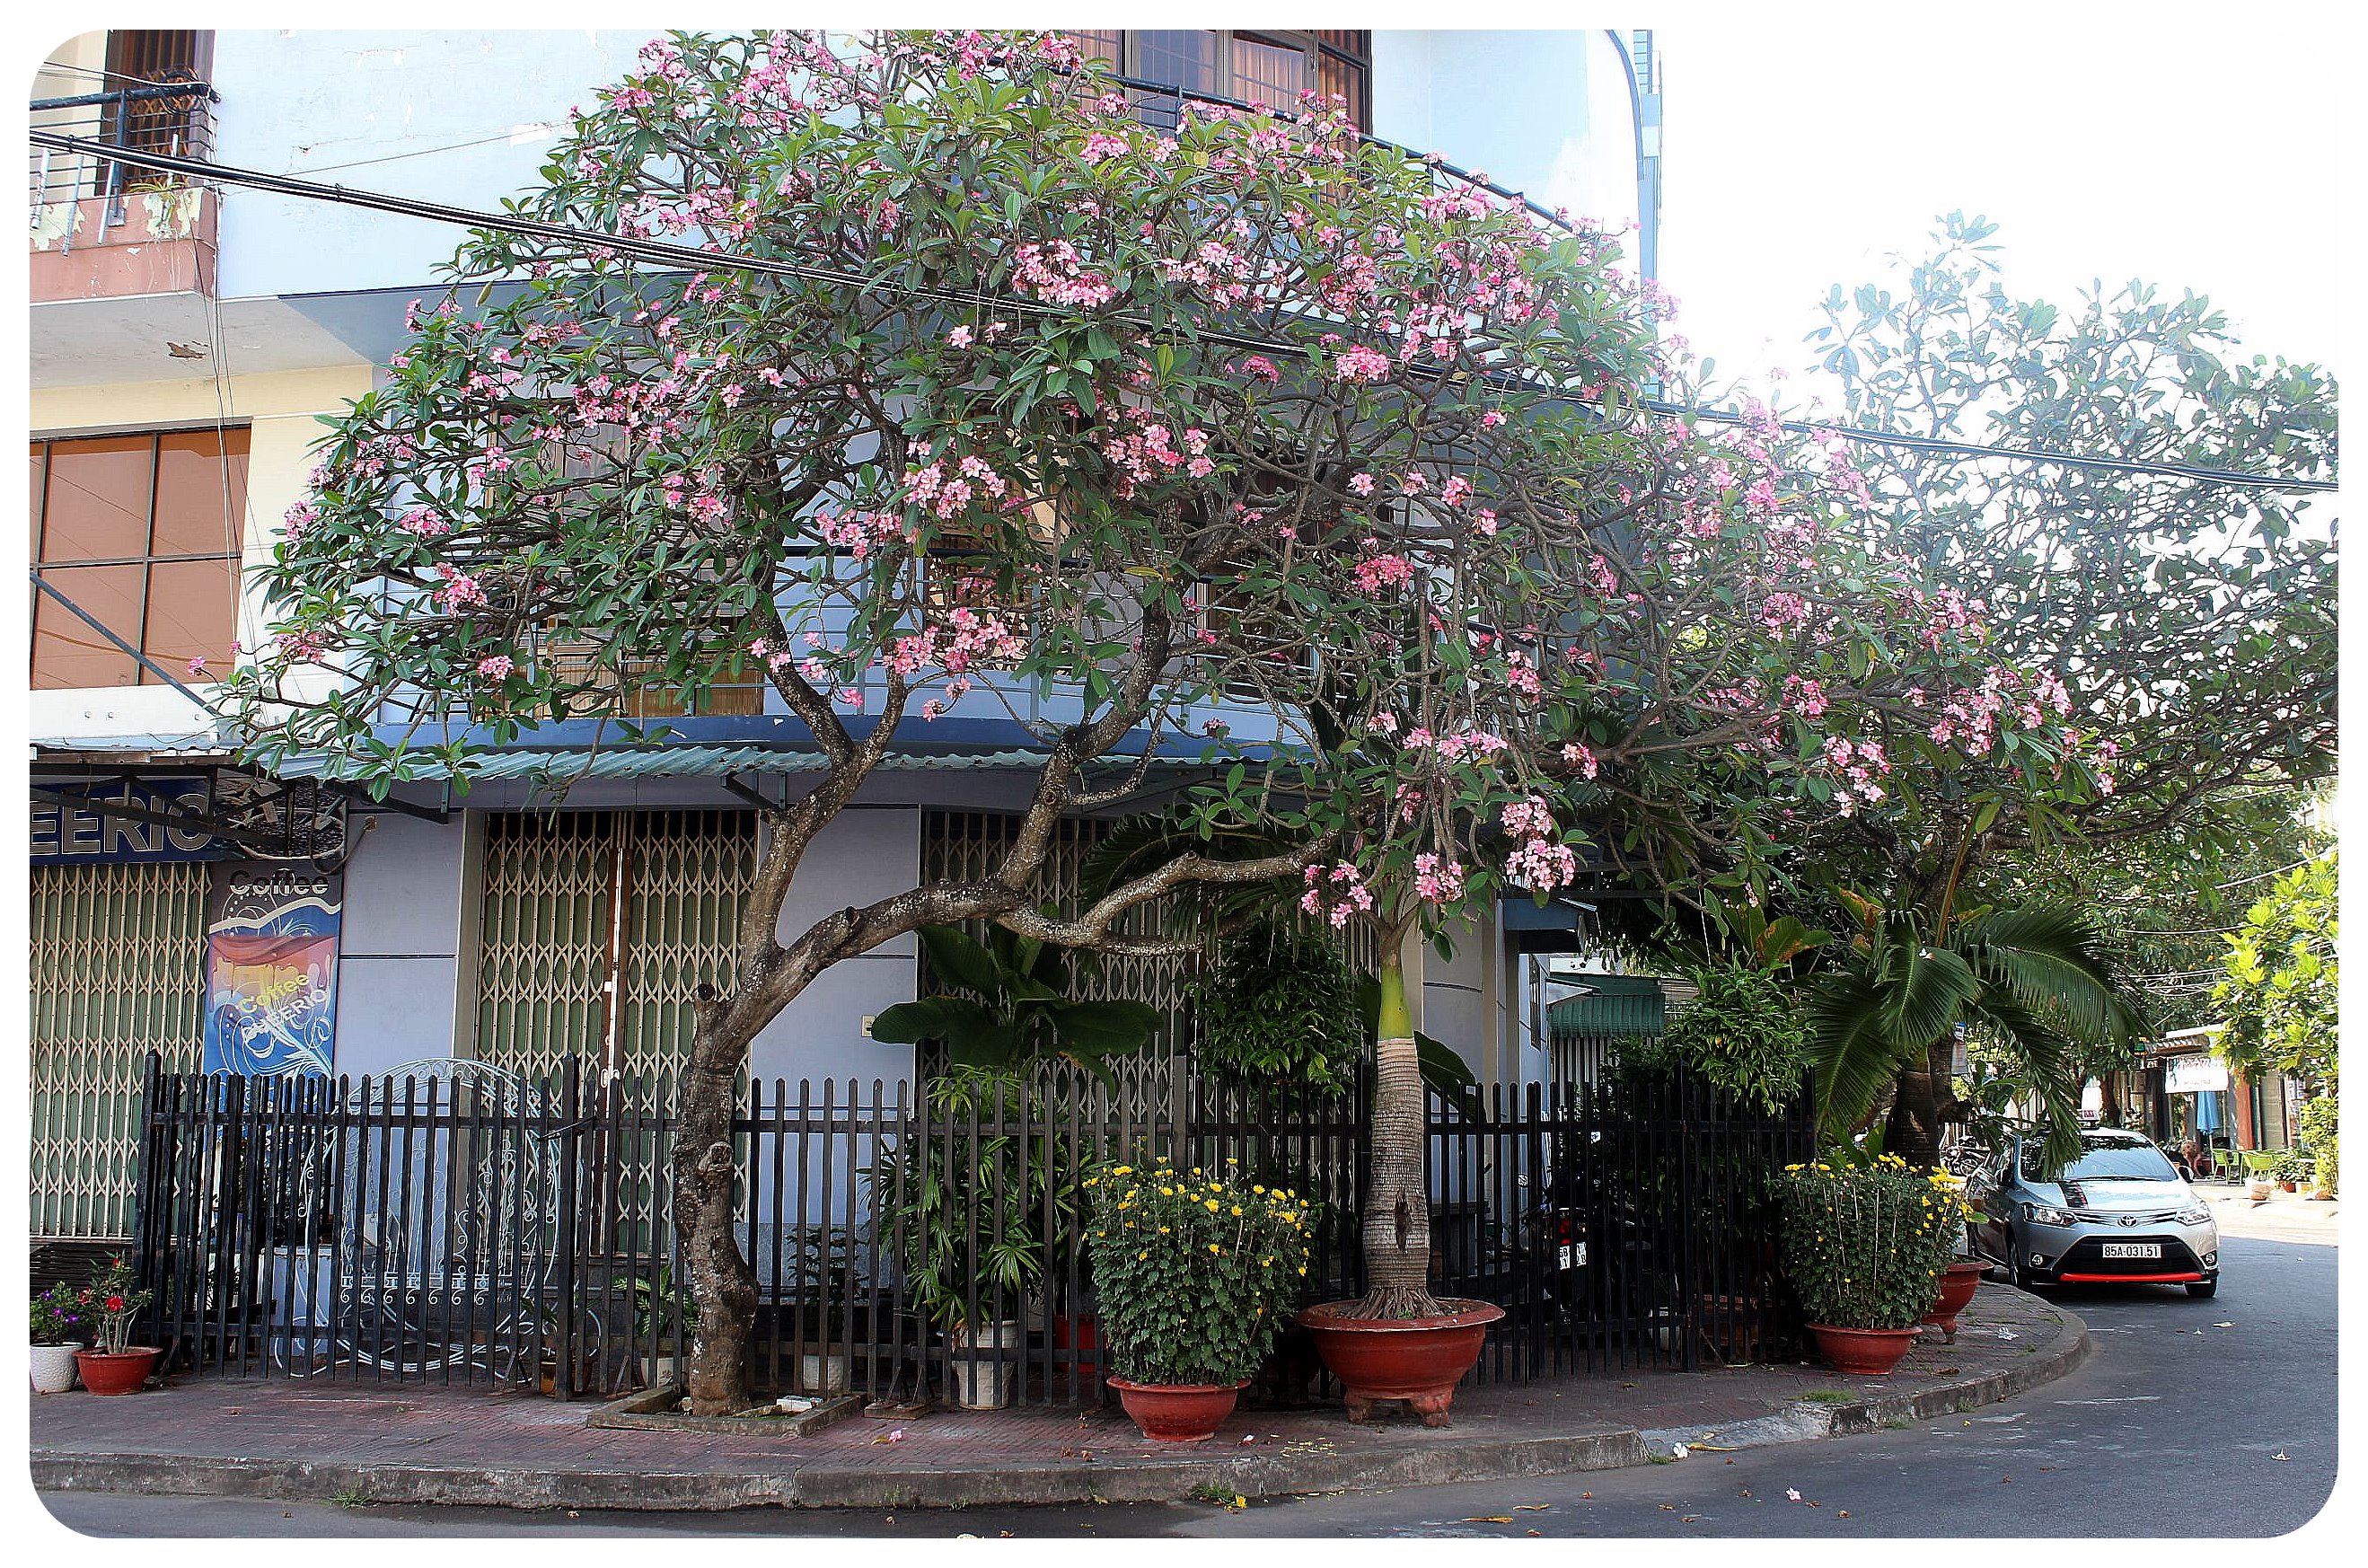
31,1286,2078,1509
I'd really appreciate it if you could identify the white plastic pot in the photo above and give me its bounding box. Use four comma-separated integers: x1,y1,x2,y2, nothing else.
797,1352,849,1395
31,1343,83,1395
944,1352,1018,1410
944,1319,1024,1409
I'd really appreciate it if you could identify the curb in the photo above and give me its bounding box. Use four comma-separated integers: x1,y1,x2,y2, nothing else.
31,1297,2091,1513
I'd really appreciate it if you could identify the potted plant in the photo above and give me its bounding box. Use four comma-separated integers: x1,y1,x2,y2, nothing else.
1085,1155,1312,1442
2275,1149,2310,1194
870,922,1162,1409
1776,1155,1963,1375
71,1258,159,1396
30,1281,90,1393
870,1070,1083,1411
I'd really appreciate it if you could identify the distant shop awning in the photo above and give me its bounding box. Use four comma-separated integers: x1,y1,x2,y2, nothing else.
1501,893,1593,954
1545,974,1671,1038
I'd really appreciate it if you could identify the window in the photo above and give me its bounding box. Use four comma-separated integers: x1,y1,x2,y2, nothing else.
1065,30,1371,130
503,619,767,720
30,427,246,688
103,31,215,175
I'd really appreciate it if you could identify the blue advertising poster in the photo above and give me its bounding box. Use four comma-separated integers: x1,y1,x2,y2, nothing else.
203,867,340,1077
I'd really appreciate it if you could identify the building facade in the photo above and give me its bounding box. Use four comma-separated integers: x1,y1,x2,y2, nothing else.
27,26,1667,1247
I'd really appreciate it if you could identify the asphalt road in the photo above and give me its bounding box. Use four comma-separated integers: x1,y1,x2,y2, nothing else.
40,1231,2337,1539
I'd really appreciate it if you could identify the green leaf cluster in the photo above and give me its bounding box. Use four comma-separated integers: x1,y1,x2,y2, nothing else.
2212,852,2337,1088
1082,1156,1313,1387
1190,918,1363,1095
870,925,1162,1084
1625,963,1809,1117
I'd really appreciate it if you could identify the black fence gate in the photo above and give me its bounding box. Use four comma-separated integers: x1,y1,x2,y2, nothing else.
130,1053,1813,1402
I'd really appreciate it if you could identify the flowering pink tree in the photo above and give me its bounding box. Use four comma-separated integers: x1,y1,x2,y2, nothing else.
228,31,2109,1401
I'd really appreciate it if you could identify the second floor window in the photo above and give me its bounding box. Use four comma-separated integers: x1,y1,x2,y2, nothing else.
30,427,246,689
1069,30,1371,131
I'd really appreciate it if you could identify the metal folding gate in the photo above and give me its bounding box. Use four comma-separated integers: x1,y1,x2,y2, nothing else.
30,861,208,1241
473,809,754,1082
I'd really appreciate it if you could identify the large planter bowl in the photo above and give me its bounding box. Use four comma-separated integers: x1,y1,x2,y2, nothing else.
1298,1299,1503,1428
31,1343,83,1394
1106,1376,1247,1442
75,1347,160,1396
1807,1323,1918,1376
1921,1261,1985,1342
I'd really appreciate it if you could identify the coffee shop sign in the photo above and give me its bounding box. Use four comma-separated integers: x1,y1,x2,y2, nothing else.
31,775,232,863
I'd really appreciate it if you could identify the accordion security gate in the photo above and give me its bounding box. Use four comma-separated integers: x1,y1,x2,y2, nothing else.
133,1057,1813,1401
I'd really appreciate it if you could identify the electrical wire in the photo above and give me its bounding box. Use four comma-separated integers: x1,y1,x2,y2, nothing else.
26,128,2342,497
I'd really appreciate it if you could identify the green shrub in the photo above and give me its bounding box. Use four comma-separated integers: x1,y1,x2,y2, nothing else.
1775,1156,1968,1330
1614,963,1808,1115
1084,1156,1313,1387
2297,1094,2337,1192
1190,918,1364,1095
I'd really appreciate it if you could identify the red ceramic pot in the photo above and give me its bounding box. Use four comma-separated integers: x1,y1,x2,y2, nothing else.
1806,1323,1919,1376
1106,1376,1247,1442
1297,1299,1504,1428
1921,1261,1985,1341
74,1347,161,1396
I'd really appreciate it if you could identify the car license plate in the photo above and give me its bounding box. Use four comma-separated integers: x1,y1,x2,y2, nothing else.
1557,1241,1586,1270
2100,1242,2161,1259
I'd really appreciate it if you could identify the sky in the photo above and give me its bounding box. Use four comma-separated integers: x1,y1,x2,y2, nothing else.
1651,13,2346,407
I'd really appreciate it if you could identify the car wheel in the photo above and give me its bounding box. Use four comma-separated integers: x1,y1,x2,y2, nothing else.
2185,1279,2217,1299
2003,1230,2037,1291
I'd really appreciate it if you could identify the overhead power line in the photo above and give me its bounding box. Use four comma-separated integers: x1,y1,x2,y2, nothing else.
28,129,2339,497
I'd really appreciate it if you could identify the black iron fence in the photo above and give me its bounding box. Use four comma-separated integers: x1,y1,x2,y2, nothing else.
131,1053,1813,1405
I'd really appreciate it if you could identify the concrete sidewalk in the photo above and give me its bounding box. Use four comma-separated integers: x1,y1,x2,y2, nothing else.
32,1287,2087,1512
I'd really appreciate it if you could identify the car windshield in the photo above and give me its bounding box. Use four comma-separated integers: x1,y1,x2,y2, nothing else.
2022,1137,2179,1183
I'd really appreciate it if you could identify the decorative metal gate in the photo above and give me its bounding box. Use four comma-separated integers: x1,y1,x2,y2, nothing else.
30,861,208,1240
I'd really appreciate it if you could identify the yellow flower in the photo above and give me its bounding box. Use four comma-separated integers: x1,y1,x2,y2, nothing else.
1114,1166,1132,1176
1232,1206,1244,1216
1253,1185,1267,1195
1210,1243,1221,1254
1205,1199,1220,1211
1138,1250,1149,1260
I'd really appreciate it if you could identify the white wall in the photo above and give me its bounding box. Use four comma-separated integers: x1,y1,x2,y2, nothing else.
332,811,472,1079
747,808,921,1086
208,30,642,299
1374,31,1642,236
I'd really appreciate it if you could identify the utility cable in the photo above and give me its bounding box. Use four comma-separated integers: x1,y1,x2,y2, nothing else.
27,128,2341,496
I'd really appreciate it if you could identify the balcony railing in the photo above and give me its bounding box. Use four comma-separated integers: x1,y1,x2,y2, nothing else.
29,79,216,243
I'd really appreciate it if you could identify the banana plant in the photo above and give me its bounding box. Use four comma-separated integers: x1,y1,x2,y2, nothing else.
868,921,1164,1085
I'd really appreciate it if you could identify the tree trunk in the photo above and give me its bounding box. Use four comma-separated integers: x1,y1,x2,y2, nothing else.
1883,1036,1955,1169
1354,961,1443,1319
673,1009,761,1415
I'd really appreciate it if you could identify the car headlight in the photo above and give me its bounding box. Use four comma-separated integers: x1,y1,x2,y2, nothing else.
2021,1202,2079,1228
2176,1202,2210,1225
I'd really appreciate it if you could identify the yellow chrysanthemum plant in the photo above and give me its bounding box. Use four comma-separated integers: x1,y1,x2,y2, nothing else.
1083,1156,1316,1387
1774,1158,1974,1331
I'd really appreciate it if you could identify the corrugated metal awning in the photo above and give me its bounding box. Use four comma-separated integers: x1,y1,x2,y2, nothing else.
280,743,1216,784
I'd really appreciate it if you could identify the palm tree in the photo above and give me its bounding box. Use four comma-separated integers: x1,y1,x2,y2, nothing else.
1805,890,2149,1173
